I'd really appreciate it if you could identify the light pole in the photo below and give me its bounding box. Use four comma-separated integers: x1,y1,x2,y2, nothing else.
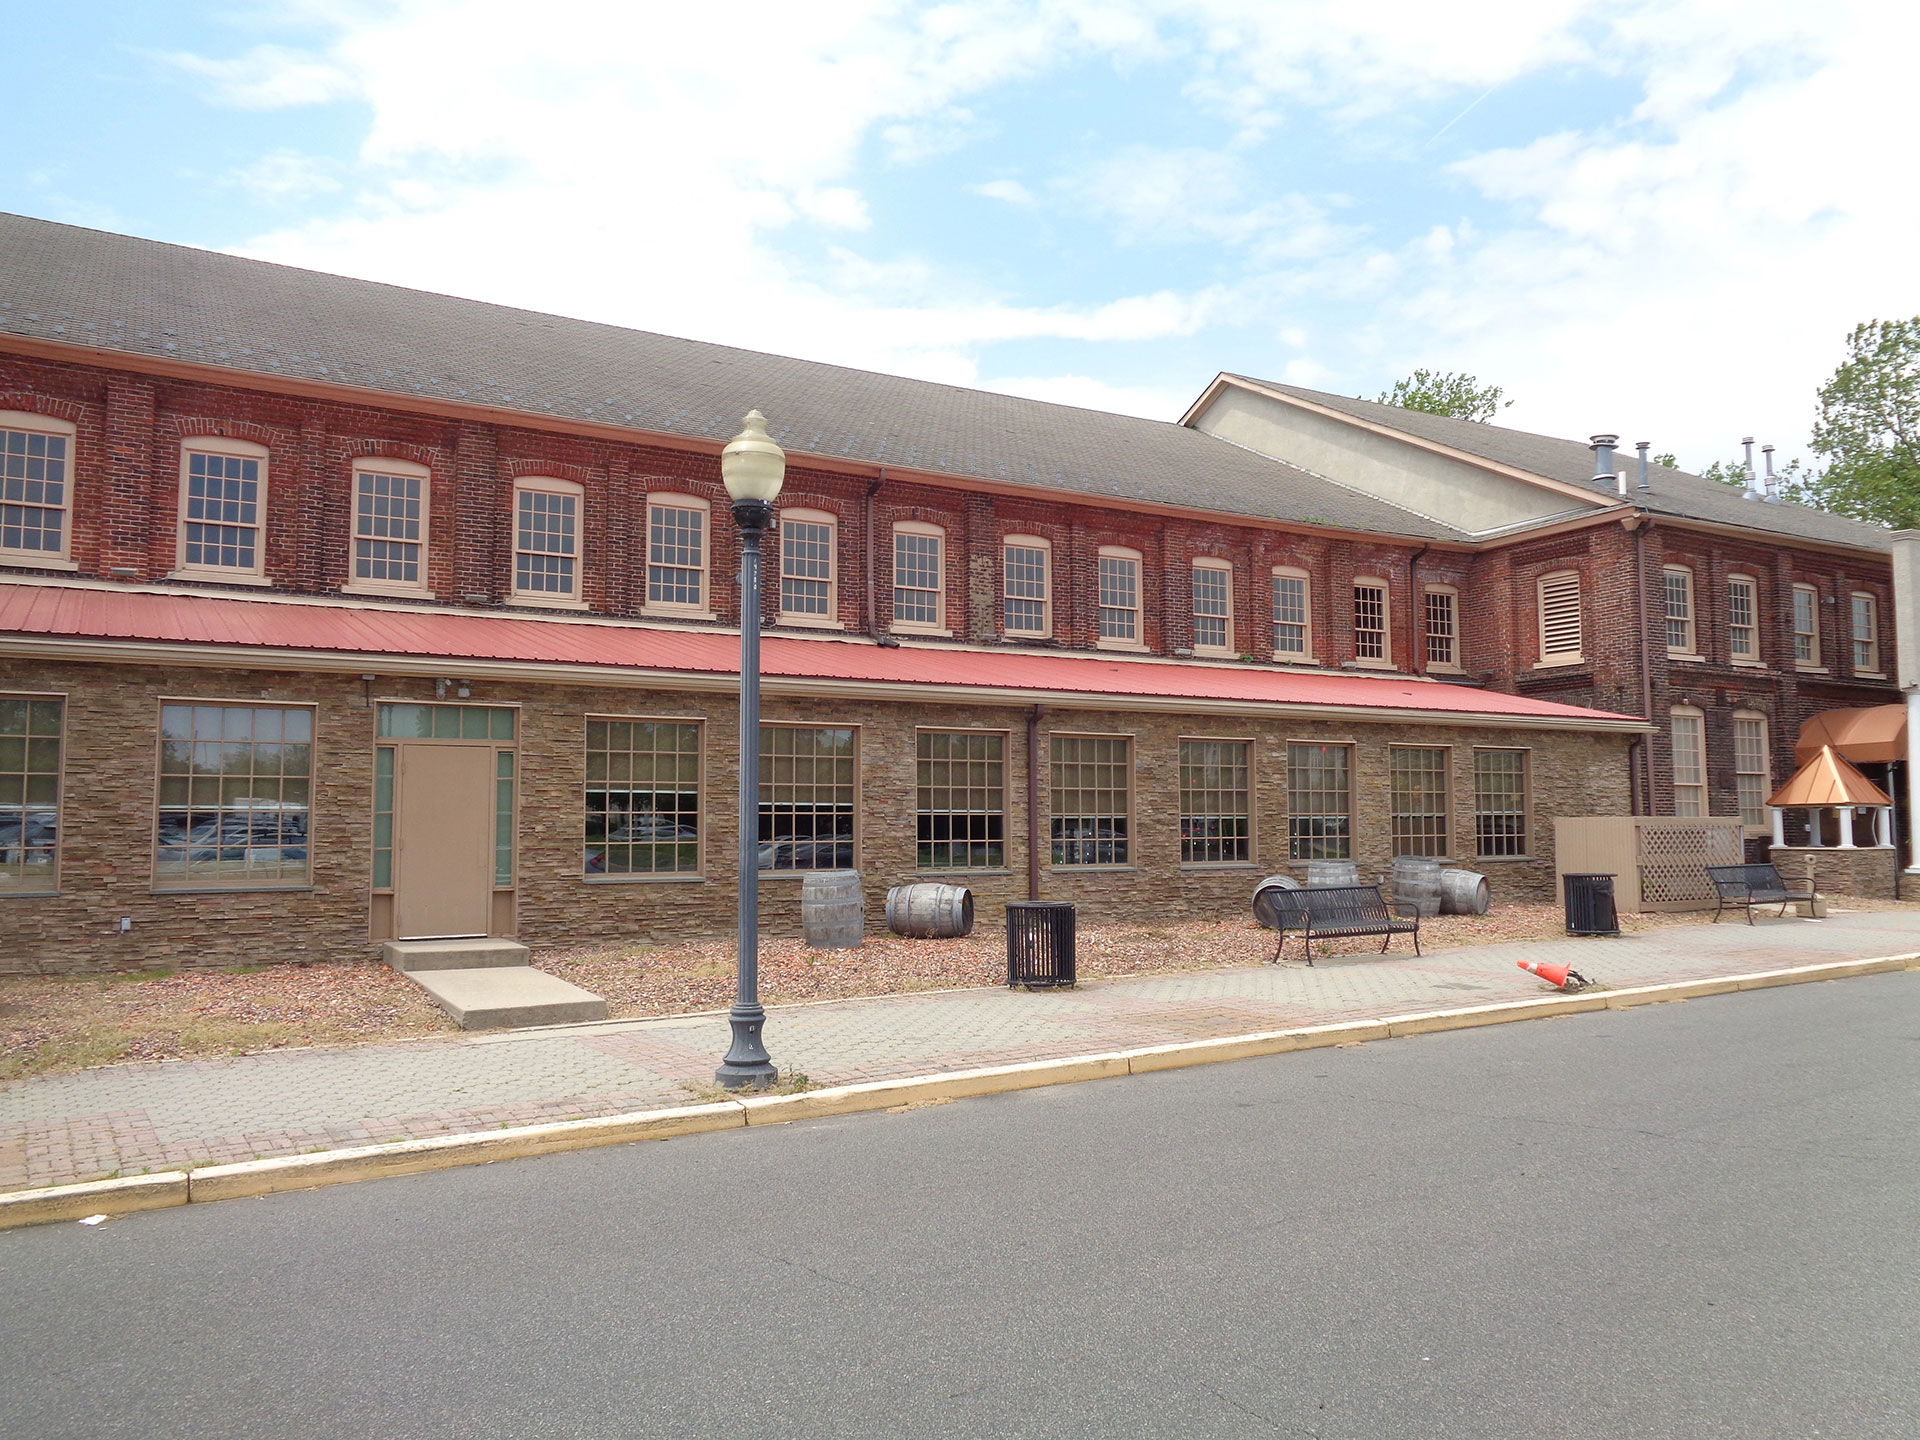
716,410,784,1091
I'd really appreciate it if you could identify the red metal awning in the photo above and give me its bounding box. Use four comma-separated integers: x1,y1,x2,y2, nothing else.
0,581,1646,728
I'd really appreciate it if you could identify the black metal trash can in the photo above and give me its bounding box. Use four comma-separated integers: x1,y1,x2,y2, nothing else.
1563,873,1620,936
1006,901,1076,987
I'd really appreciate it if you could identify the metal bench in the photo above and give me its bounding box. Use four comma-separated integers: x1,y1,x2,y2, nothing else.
1705,863,1815,924
1253,883,1422,964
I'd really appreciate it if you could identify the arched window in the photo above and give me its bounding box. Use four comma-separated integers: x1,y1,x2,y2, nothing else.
1191,557,1234,654
645,493,710,615
511,476,584,605
892,521,946,633
346,457,431,597
1097,546,1142,647
1271,566,1312,661
1002,534,1051,638
175,436,269,582
778,508,840,626
0,410,77,569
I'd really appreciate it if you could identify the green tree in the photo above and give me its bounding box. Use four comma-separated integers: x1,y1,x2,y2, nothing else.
1375,368,1512,423
1802,318,1920,528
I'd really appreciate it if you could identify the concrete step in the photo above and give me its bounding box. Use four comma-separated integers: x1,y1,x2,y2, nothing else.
383,938,531,972
408,966,608,1031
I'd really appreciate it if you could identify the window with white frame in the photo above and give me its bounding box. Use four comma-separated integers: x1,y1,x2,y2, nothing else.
1474,750,1528,857
1792,584,1820,666
1663,566,1696,655
1727,575,1757,662
348,459,429,593
512,477,582,601
177,438,268,579
892,522,945,631
1353,579,1389,663
1734,713,1770,829
1192,559,1233,652
1423,588,1458,668
1097,548,1141,644
1671,707,1706,816
1003,535,1051,637
1271,568,1311,659
1537,570,1583,664
779,509,837,621
646,495,708,611
0,411,75,566
1852,592,1880,673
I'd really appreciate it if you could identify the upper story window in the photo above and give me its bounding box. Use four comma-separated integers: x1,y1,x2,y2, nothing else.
1670,706,1706,817
176,437,268,581
0,411,76,568
1423,587,1459,669
1192,559,1234,654
646,494,709,614
348,458,430,596
511,476,582,604
778,508,838,624
1352,578,1389,665
1003,535,1051,638
1727,575,1757,662
1792,583,1821,667
1662,566,1697,657
1537,570,1583,665
892,522,945,633
1852,592,1881,674
1097,547,1142,646
1271,567,1312,661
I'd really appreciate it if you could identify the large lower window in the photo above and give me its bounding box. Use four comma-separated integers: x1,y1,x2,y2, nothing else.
1287,742,1350,860
513,480,580,599
0,415,73,563
1179,739,1250,864
1051,735,1129,865
156,703,312,887
1734,714,1770,829
586,719,701,875
1390,747,1449,857
1473,750,1528,857
1671,708,1706,816
917,731,1004,868
0,694,61,891
647,500,707,609
760,725,855,870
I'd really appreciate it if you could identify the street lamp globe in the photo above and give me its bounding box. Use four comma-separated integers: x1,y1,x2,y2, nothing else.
720,410,786,505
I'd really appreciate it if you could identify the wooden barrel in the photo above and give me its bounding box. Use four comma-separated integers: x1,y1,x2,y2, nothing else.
801,870,864,949
1439,868,1491,915
1392,856,1443,917
884,883,975,939
1305,860,1359,887
1252,874,1300,930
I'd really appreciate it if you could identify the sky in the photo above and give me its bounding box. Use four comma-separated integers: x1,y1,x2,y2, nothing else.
4,0,1916,469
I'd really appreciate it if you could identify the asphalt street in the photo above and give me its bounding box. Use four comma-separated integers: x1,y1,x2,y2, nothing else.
4,972,1917,1439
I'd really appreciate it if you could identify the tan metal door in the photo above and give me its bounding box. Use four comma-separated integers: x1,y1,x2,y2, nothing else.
394,745,495,939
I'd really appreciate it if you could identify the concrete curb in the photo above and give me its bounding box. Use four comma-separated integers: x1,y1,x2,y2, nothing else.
3,951,1915,1229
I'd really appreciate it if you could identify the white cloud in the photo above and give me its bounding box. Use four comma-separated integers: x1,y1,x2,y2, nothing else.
167,43,359,109
230,151,342,202
972,179,1034,204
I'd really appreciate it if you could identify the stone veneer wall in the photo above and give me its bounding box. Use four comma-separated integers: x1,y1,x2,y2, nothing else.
3,658,1632,974
1768,845,1903,901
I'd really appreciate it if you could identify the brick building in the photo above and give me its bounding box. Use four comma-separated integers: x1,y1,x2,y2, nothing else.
0,215,1892,972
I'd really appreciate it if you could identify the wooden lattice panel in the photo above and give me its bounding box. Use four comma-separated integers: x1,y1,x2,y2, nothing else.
1637,822,1745,904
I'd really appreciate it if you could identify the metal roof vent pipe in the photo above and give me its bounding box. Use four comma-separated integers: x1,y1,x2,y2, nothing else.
1741,436,1763,500
1616,469,1628,497
1589,434,1620,482
1762,444,1779,502
1636,440,1651,492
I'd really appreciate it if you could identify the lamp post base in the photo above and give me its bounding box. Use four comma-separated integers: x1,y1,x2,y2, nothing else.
715,1004,778,1091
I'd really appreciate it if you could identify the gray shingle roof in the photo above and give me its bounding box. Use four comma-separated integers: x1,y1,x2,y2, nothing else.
0,212,1468,541
1235,378,1891,553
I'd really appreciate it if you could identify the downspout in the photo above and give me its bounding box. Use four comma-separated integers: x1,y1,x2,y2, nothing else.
1406,542,1430,675
1632,516,1657,815
1027,705,1045,901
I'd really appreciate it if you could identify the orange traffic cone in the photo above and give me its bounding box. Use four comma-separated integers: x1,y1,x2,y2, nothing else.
1518,958,1593,991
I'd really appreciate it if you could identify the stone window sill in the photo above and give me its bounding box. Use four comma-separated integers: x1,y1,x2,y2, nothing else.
892,625,953,639
1179,862,1262,872
1667,652,1705,664
775,614,845,631
1795,664,1829,675
1534,655,1584,669
641,605,715,622
1,553,78,572
1272,652,1318,664
150,884,316,896
916,868,1014,877
508,593,591,612
1044,864,1137,873
1730,659,1766,669
583,873,706,884
0,889,60,899
1469,855,1535,864
1351,657,1395,670
1096,638,1148,653
1856,670,1888,681
168,569,272,587
343,581,436,601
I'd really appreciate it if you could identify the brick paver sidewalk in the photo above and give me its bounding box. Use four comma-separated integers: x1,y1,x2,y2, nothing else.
5,910,1918,1192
